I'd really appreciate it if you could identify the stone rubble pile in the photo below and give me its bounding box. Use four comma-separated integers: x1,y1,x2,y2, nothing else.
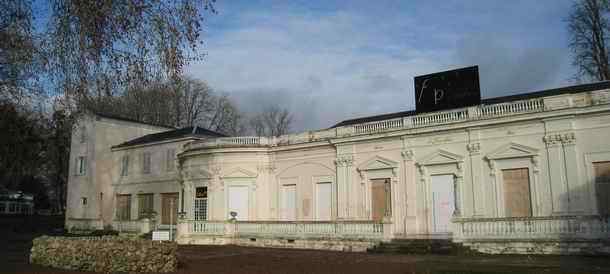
30,235,177,273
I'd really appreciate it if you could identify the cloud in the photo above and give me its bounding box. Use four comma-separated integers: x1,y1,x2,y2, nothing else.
188,2,574,132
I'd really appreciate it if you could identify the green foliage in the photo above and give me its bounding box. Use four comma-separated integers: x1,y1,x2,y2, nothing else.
30,235,178,273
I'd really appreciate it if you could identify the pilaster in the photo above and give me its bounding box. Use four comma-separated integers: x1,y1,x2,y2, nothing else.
467,142,485,217
334,154,354,219
544,134,568,214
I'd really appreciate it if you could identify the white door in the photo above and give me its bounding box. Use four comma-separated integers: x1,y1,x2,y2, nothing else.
430,175,455,233
228,186,249,220
316,182,332,221
280,184,296,220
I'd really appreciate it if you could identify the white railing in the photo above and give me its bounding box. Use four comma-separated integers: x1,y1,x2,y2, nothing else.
452,215,610,241
112,220,140,232
478,99,543,119
411,108,469,127
217,137,263,146
189,220,226,234
235,221,384,239
354,118,403,134
182,97,551,150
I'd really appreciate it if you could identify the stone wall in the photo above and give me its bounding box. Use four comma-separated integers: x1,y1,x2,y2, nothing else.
462,240,610,255
30,236,177,273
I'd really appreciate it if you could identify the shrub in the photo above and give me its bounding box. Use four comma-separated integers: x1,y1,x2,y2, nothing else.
30,235,177,273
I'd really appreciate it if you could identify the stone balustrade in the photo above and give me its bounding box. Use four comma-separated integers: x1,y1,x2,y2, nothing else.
188,220,226,234
452,215,610,241
112,219,155,234
353,118,404,134
183,91,610,151
182,220,385,240
66,218,103,231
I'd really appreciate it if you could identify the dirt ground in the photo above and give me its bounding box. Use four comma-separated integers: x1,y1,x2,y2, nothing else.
2,216,610,274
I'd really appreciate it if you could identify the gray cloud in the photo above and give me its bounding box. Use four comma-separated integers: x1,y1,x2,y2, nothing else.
189,4,574,133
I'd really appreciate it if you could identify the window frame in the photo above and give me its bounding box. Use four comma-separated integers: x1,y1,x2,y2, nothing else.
76,156,87,176
121,155,130,176
138,193,155,219
116,194,132,221
142,152,152,174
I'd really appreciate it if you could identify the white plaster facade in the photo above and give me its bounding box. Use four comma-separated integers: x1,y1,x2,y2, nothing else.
65,83,610,254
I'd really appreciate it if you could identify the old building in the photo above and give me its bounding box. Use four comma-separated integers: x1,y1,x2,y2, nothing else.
66,82,610,254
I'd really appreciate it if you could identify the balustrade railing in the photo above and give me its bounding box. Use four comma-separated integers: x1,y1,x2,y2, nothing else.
182,220,384,239
411,108,469,127
452,215,610,241
478,99,543,119
353,118,403,134
188,220,226,234
183,97,551,150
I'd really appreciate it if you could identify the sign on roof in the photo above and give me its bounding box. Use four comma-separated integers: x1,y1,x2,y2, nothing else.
414,66,481,113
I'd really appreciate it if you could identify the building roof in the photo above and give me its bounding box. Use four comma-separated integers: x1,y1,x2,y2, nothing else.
330,81,610,128
94,112,176,129
113,126,228,149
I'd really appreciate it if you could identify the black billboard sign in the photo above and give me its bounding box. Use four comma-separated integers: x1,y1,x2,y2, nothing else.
414,66,481,113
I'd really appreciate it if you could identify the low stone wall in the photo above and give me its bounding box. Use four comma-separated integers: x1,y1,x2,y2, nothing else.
178,234,377,252
30,236,177,273
462,239,610,255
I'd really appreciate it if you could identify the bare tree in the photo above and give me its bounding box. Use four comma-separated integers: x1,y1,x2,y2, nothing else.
568,0,610,81
0,0,40,102
205,94,246,136
45,0,216,104
249,105,293,137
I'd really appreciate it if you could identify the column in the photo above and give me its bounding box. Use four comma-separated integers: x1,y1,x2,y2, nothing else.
544,134,569,214
454,162,464,217
335,155,353,219
561,133,586,213
467,142,485,217
401,149,417,234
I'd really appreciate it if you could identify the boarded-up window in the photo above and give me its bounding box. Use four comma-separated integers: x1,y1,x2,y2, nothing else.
502,168,532,217
161,193,179,225
116,194,131,221
166,149,175,171
138,193,154,219
142,152,151,174
594,161,610,216
371,178,391,221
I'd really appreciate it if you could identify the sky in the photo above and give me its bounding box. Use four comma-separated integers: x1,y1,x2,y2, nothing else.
187,0,577,132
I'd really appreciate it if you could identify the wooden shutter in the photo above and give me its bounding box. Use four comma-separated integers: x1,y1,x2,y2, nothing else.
371,179,387,221
116,195,131,221
502,168,532,217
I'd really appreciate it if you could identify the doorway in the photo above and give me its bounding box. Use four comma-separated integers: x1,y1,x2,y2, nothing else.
161,193,178,225
430,175,455,233
371,178,391,222
316,182,332,221
280,184,297,221
227,186,249,220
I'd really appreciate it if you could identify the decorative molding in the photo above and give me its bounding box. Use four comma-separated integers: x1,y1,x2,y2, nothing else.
485,142,539,160
417,149,464,166
221,167,258,178
560,132,576,146
257,164,277,174
334,155,354,167
466,143,481,155
356,155,398,171
543,134,562,148
400,149,415,161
